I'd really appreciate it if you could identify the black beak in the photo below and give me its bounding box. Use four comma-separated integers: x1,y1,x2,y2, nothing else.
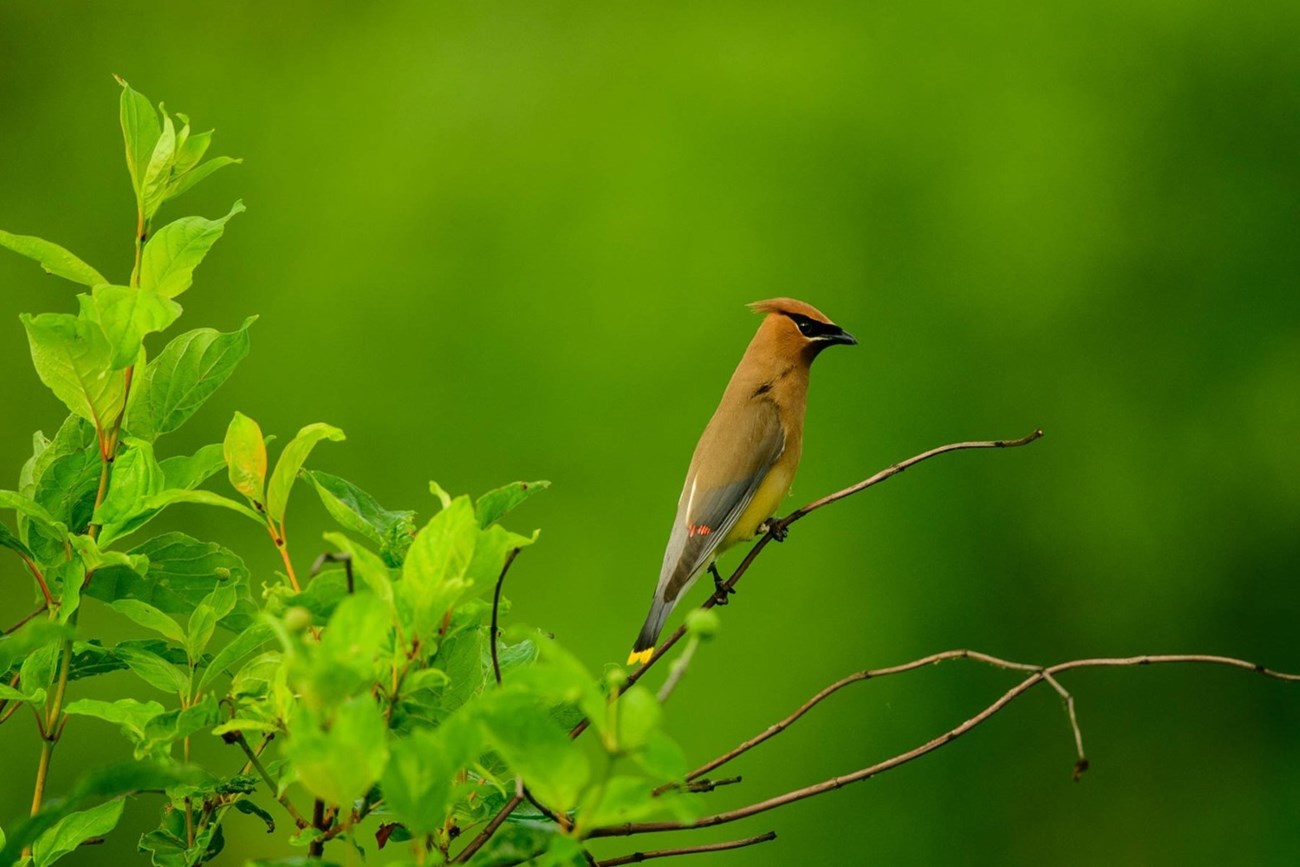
823,327,857,346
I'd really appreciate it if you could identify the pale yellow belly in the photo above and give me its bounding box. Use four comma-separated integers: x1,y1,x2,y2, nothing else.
721,458,797,549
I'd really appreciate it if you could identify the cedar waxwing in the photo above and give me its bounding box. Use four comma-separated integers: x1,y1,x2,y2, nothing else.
628,298,856,665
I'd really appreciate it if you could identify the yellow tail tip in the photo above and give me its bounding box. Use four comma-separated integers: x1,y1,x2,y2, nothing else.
627,648,654,666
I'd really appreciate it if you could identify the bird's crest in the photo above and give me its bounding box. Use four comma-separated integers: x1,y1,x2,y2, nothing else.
748,297,834,324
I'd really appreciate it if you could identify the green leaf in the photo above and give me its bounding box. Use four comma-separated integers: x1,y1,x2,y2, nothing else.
138,694,219,758
0,490,68,545
0,681,45,706
93,440,165,536
400,496,478,637
116,77,162,202
285,696,389,807
30,797,124,867
198,623,273,692
186,583,238,661
109,599,185,643
143,488,264,525
320,532,394,607
297,594,390,708
231,798,276,834
381,726,455,836
265,423,345,524
117,645,189,696
126,318,255,441
0,230,107,286
0,520,35,560
21,311,124,431
478,690,590,810
475,480,550,528
140,108,177,220
87,532,255,630
612,684,660,752
91,283,182,370
1,761,201,864
305,470,416,554
0,619,70,676
140,201,244,298
167,155,241,202
63,697,166,741
224,412,266,505
159,443,226,490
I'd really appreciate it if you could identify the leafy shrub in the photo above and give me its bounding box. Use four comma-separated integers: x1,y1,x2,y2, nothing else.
0,80,696,866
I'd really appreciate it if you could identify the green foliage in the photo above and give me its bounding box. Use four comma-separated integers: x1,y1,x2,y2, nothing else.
0,79,702,866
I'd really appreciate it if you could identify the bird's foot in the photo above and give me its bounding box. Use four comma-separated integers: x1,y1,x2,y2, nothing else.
709,563,734,606
760,519,789,542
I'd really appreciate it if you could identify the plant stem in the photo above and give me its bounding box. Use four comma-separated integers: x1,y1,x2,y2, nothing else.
269,520,301,592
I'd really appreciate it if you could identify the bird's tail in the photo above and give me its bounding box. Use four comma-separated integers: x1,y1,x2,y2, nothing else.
628,594,673,666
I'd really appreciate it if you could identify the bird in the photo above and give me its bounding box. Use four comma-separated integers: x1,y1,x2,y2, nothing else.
627,298,856,665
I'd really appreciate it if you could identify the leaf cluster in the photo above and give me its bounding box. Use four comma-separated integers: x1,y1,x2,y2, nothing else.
0,81,700,867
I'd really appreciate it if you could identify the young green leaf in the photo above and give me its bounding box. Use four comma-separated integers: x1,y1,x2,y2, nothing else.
126,318,255,441
91,283,182,370
142,488,265,525
0,521,35,560
0,619,70,675
93,440,165,534
0,230,108,287
117,645,190,697
159,443,226,490
305,470,415,549
167,155,241,202
381,726,455,837
30,797,125,867
265,423,345,524
139,108,177,220
87,532,255,631
0,490,68,544
284,697,389,808
21,311,125,432
197,623,273,692
478,690,590,810
186,583,238,661
224,412,267,505
137,694,219,759
475,480,550,528
109,599,186,643
320,532,394,607
116,77,162,203
399,496,478,637
140,201,244,298
62,697,166,742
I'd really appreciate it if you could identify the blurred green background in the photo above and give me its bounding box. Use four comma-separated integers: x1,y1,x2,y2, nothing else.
2,1,1299,864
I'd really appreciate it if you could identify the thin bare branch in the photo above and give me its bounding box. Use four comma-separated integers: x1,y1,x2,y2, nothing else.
4,605,48,636
590,652,1299,838
596,831,777,865
491,548,523,687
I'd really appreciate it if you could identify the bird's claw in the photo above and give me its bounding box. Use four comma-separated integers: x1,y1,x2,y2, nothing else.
761,519,789,542
709,564,734,606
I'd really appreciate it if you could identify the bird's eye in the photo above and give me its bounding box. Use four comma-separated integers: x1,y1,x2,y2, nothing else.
790,314,817,337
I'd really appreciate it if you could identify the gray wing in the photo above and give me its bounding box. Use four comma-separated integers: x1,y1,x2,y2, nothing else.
656,401,785,604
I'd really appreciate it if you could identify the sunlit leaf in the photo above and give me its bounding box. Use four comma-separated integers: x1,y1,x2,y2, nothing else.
126,318,255,441
140,201,244,299
224,412,266,505
0,230,107,287
285,696,389,808
91,283,182,370
116,77,162,202
265,422,345,524
30,797,124,867
475,480,550,529
21,311,124,431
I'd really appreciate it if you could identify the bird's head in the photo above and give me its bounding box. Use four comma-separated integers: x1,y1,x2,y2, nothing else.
748,298,857,360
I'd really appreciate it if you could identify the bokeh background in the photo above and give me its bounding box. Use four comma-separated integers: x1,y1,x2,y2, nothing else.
2,1,1298,864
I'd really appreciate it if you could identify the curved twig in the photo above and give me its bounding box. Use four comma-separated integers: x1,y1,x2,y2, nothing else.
490,548,522,687
596,831,777,865
589,652,1300,838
